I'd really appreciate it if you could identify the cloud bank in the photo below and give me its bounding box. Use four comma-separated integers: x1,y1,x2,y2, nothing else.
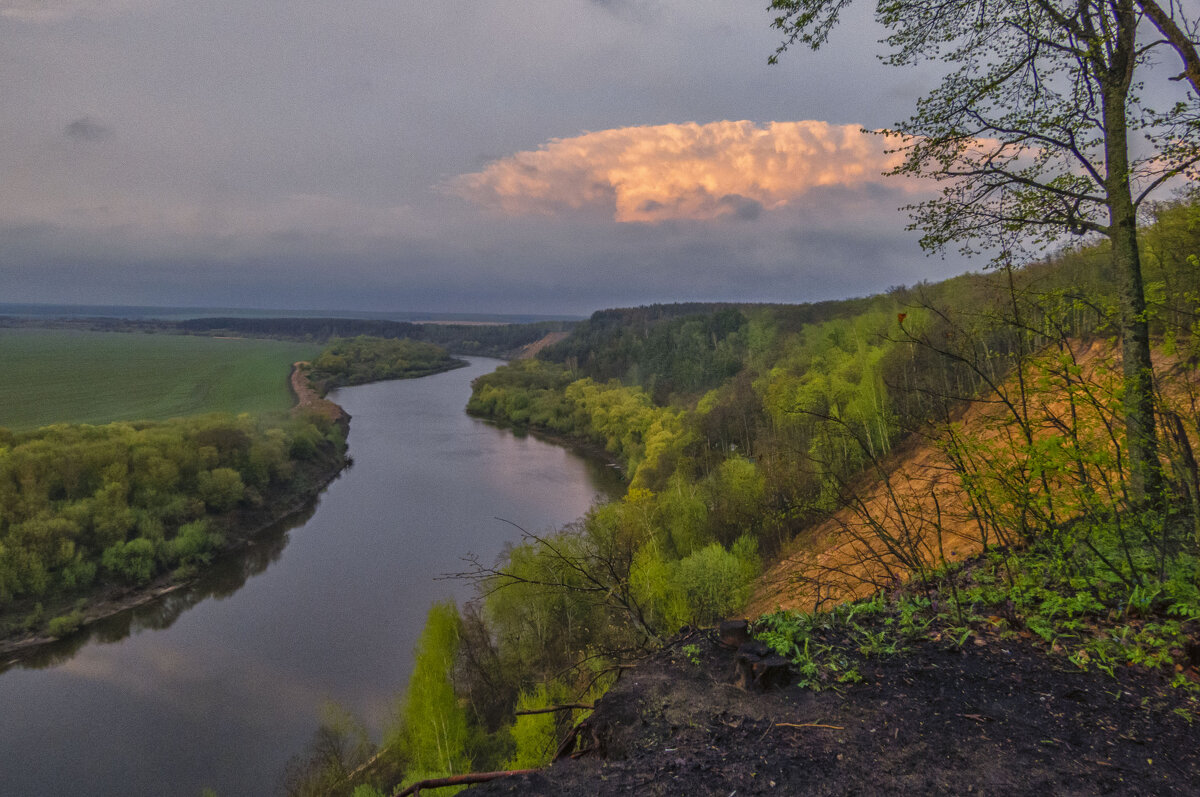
0,0,151,23
449,120,918,223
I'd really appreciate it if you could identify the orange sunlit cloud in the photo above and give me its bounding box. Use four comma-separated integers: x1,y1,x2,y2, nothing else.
448,120,921,223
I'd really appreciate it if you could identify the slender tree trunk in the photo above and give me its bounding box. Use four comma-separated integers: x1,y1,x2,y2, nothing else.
1103,64,1161,505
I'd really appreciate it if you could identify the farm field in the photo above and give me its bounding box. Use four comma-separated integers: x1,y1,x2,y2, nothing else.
0,329,321,430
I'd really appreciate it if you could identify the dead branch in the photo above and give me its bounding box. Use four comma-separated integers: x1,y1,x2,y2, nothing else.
775,722,844,730
514,703,594,716
395,768,539,796
553,719,586,761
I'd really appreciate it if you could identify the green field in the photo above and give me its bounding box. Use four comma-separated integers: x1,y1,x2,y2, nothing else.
0,329,321,430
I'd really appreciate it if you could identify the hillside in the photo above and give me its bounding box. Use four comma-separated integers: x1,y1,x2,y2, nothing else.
458,322,1200,794
291,202,1200,796
748,337,1158,615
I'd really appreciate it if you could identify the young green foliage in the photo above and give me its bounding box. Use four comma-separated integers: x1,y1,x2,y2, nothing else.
386,602,473,788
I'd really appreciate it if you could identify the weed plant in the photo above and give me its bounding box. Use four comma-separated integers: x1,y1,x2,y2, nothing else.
757,513,1200,694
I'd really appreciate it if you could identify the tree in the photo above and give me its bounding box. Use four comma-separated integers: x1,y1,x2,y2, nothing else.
769,0,1200,503
388,602,472,785
196,466,245,512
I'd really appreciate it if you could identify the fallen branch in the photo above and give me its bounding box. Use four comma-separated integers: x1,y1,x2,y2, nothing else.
775,722,844,730
514,703,594,716
958,713,991,723
554,719,588,761
396,769,539,796
343,747,389,783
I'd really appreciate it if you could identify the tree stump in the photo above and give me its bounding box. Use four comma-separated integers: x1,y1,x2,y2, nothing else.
731,640,792,692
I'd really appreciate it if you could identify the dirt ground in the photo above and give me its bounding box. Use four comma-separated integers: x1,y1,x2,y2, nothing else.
290,361,350,427
470,621,1200,796
512,331,571,360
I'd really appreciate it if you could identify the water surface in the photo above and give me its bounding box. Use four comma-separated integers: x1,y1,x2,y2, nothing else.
0,358,620,796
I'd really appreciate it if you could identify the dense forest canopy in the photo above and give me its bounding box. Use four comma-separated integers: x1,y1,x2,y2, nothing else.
0,411,346,637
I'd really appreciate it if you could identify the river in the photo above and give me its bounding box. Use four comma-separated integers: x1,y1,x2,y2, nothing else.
0,358,622,796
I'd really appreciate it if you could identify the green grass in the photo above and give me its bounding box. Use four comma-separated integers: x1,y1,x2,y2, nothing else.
0,329,321,430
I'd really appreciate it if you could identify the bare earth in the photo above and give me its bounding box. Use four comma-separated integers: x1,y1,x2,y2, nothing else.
471,624,1200,796
290,361,350,427
513,331,570,360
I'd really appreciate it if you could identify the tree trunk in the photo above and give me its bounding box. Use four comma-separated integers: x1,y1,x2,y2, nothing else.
1103,51,1162,505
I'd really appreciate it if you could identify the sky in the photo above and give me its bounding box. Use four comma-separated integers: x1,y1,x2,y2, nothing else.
0,0,971,316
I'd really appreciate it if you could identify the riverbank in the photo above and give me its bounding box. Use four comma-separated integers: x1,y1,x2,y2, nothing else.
0,365,351,663
290,360,352,433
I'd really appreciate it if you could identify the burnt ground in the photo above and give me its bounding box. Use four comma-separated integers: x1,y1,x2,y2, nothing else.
470,624,1200,796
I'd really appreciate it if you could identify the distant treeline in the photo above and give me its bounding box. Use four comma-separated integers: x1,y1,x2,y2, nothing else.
0,315,577,359
181,317,578,357
542,298,886,402
178,316,425,339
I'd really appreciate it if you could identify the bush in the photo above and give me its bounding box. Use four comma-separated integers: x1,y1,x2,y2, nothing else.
504,683,570,770
676,536,760,626
47,610,84,638
163,519,219,568
101,538,157,584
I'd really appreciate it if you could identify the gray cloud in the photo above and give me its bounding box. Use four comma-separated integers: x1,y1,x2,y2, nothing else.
0,0,970,315
0,1,151,23
64,117,112,142
718,194,764,222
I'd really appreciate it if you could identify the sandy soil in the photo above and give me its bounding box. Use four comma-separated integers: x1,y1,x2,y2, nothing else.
513,332,570,360
290,361,350,427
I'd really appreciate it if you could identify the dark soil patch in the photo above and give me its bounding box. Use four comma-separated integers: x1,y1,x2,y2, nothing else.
471,625,1200,795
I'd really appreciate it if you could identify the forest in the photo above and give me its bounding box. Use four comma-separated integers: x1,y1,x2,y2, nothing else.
0,334,467,645
0,410,346,640
284,199,1200,795
302,337,466,394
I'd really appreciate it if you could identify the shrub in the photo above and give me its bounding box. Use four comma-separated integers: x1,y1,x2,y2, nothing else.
101,538,157,584
47,610,84,638
676,535,760,626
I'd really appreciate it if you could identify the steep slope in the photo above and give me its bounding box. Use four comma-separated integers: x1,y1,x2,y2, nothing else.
748,338,1182,615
